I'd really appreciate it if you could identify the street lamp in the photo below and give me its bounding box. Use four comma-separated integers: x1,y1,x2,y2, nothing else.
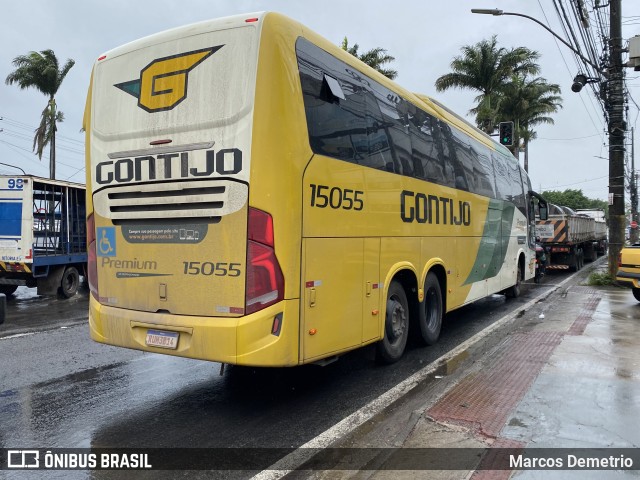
571,73,600,93
471,9,604,75
0,162,26,175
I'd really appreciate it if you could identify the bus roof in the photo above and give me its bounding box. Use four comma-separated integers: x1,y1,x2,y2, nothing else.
95,12,267,62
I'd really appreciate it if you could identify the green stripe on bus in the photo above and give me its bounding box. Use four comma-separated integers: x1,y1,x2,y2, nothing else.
463,200,514,285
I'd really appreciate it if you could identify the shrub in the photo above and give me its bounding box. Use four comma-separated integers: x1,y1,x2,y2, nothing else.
588,271,615,286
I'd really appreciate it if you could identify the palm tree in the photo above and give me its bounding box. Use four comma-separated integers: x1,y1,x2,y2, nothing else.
341,37,398,80
5,50,75,179
496,75,563,171
435,36,540,133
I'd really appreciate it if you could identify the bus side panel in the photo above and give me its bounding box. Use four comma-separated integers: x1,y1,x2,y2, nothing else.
250,13,311,305
302,237,364,361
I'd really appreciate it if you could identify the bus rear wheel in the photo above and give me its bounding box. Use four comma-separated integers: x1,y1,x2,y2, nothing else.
418,272,443,345
376,280,409,364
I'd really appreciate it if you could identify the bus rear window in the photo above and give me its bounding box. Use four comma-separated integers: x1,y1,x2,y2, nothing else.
92,26,258,137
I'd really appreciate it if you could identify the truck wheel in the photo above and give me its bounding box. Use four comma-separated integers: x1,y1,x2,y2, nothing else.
505,265,522,298
59,266,80,298
572,249,582,271
0,285,18,296
633,288,640,302
376,280,409,364
418,272,443,345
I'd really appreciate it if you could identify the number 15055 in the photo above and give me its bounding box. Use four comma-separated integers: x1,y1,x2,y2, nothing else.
182,261,241,276
309,184,363,210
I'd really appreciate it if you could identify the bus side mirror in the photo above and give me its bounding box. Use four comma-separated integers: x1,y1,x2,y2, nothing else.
539,204,548,221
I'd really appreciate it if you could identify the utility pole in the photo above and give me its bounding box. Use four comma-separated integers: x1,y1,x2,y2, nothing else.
608,0,626,276
631,127,638,244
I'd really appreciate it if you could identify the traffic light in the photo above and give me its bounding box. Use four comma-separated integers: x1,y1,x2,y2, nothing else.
499,121,514,146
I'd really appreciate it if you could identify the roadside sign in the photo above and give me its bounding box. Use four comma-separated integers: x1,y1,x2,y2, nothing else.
631,221,638,229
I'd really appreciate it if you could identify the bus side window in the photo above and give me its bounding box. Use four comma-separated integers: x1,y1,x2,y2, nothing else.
297,40,368,164
492,153,511,202
361,91,394,172
409,110,444,185
476,151,496,198
372,92,414,177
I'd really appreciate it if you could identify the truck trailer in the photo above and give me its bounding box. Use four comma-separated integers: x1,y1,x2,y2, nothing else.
0,175,87,297
536,204,607,270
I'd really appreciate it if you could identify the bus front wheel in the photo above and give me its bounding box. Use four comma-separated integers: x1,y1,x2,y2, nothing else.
376,280,409,364
505,264,522,298
418,272,443,345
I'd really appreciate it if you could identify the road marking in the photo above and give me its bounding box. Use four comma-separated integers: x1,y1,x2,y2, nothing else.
0,332,35,340
251,272,577,479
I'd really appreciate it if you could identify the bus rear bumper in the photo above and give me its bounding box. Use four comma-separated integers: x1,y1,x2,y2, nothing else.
89,297,301,366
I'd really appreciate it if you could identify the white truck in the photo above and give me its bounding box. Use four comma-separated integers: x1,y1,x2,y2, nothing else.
0,175,87,297
536,204,607,270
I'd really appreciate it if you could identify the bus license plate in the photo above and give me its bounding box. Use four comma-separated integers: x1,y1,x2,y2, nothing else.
145,329,179,349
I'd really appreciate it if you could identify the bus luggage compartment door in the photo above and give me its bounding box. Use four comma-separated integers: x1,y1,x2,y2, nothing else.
302,237,367,362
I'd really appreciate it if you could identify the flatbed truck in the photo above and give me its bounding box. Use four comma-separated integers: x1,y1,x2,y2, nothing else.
536,204,607,271
0,175,87,297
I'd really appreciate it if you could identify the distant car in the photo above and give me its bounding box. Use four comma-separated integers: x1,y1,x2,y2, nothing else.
616,245,640,301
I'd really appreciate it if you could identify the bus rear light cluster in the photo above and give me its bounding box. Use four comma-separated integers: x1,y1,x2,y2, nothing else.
245,208,284,314
87,213,99,300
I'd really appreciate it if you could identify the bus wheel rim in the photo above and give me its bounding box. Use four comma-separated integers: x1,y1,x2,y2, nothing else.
388,296,406,341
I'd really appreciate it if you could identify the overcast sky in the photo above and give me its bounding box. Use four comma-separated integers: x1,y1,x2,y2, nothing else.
1,1,639,202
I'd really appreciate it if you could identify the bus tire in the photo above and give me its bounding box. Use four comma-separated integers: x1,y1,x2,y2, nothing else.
59,266,80,298
376,280,409,364
418,272,443,345
505,264,522,299
0,285,18,296
633,288,640,302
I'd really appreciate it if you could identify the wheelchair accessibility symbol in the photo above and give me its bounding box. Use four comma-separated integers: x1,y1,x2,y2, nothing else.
97,227,116,257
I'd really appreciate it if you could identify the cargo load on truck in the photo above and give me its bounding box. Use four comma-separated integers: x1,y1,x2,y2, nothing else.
0,175,87,297
536,204,607,270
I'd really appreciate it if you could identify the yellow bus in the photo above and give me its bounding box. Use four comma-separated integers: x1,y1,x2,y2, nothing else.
84,12,546,366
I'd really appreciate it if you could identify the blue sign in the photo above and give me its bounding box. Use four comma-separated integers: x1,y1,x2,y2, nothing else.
97,227,116,257
0,202,22,237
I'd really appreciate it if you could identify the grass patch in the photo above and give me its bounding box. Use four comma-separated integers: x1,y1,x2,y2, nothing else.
588,271,615,286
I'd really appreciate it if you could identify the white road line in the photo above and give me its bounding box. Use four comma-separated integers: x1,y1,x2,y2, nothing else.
0,332,35,340
251,275,576,479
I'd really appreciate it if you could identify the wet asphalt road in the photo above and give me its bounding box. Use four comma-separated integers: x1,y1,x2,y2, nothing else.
0,272,574,479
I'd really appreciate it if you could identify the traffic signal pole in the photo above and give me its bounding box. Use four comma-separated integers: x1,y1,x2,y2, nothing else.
608,0,625,277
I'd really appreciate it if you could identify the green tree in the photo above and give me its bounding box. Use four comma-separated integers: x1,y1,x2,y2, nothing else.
5,50,75,179
341,37,397,80
495,75,562,170
541,189,608,215
435,36,540,133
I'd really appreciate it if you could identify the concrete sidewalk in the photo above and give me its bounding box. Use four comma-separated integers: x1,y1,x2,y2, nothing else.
300,263,640,479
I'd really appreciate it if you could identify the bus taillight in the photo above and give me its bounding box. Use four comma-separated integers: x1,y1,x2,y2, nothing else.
246,208,284,314
87,213,99,300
